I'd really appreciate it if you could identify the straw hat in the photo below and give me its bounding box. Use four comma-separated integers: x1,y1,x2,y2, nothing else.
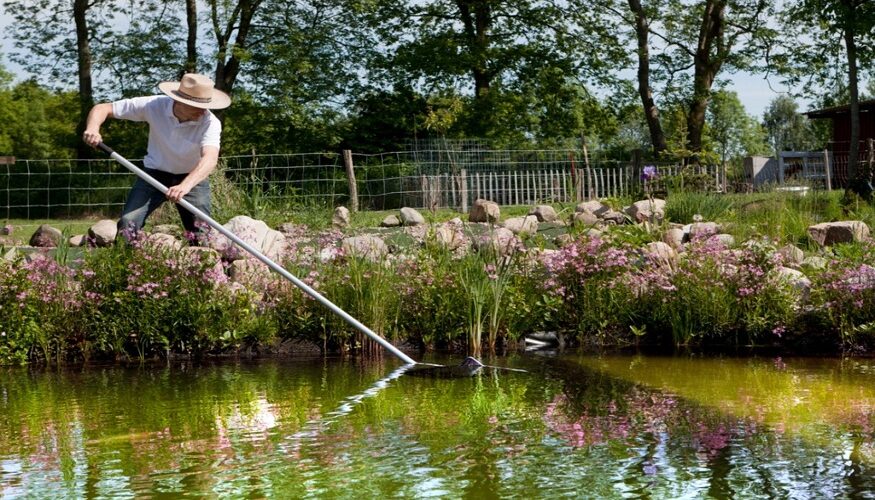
158,73,231,110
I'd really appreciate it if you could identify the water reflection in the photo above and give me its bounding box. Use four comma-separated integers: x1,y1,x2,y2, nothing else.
1,355,874,497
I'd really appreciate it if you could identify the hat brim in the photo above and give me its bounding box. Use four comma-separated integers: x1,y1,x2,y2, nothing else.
158,81,231,110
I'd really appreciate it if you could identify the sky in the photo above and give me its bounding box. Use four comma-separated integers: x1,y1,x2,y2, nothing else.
0,11,807,121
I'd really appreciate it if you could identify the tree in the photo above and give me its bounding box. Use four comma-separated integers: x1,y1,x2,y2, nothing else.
209,0,265,102
779,0,875,194
706,90,768,164
604,0,774,159
762,95,816,155
4,0,115,158
366,0,624,139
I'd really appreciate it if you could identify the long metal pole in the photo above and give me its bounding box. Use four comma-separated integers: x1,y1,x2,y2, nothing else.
99,143,416,365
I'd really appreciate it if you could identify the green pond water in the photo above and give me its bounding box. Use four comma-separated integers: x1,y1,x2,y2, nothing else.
2,353,875,498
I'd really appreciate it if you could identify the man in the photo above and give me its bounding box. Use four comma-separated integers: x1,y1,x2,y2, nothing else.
82,73,231,241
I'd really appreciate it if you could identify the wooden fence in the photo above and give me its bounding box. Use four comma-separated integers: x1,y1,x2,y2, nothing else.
400,164,722,211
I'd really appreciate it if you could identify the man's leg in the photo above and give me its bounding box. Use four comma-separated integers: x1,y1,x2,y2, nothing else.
117,174,167,241
176,179,211,243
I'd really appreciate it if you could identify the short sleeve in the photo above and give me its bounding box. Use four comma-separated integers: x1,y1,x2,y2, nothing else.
112,96,161,122
201,115,222,149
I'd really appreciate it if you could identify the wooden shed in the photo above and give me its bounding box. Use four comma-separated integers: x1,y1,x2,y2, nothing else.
806,99,875,186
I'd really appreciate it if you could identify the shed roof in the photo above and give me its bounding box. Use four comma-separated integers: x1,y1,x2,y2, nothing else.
806,99,875,119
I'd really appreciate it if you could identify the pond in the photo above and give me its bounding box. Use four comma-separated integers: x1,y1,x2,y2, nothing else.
2,352,875,498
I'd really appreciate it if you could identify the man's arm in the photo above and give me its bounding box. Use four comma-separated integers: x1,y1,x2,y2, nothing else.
166,145,220,203
82,103,114,147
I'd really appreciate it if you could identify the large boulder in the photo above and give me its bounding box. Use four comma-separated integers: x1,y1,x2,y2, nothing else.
571,211,599,226
380,215,401,227
399,207,426,226
206,215,286,262
29,224,62,247
88,219,118,247
469,199,500,223
625,198,666,223
662,227,686,250
645,241,677,269
434,222,468,251
502,215,538,236
575,200,610,217
529,205,558,222
332,206,351,228
341,234,389,261
808,221,870,246
473,227,518,256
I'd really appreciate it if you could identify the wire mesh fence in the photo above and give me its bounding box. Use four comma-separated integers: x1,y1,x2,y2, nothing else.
2,147,730,219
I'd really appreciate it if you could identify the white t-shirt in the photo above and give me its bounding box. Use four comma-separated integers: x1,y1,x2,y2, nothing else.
112,95,222,174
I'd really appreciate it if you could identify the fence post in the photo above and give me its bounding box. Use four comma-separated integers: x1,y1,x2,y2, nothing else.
823,150,832,191
631,149,642,194
459,169,468,214
342,150,358,212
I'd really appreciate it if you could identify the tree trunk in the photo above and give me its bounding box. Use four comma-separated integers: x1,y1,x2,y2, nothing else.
628,0,667,156
73,0,94,160
212,0,263,118
844,23,861,188
687,0,726,157
184,0,198,75
456,0,492,99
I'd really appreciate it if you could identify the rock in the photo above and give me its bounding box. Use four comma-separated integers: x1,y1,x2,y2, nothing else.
778,244,804,266
571,211,599,226
145,232,184,252
663,227,686,250
502,215,538,236
645,241,677,269
473,227,518,256
399,207,425,226
469,199,500,223
529,205,557,222
773,266,811,301
29,224,62,247
206,215,286,262
88,219,118,247
68,234,86,247
0,224,11,235
229,259,271,286
341,234,389,261
575,200,610,216
626,198,666,223
689,222,720,239
435,223,467,251
808,221,870,246
381,215,401,227
802,256,828,270
600,210,627,225
332,206,351,228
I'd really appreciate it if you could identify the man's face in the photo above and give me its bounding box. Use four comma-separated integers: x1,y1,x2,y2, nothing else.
173,101,206,122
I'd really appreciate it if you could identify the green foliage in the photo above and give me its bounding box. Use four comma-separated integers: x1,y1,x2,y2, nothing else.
762,96,819,154
665,191,736,223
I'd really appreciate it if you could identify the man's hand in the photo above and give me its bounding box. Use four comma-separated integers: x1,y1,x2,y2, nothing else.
166,184,192,203
82,129,102,147
83,103,113,147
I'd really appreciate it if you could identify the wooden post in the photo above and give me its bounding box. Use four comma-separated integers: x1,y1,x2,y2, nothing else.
631,149,642,193
342,150,358,212
459,169,468,213
778,154,785,185
824,150,832,191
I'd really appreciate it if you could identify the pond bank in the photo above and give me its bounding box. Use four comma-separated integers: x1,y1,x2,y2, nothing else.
3,196,875,365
